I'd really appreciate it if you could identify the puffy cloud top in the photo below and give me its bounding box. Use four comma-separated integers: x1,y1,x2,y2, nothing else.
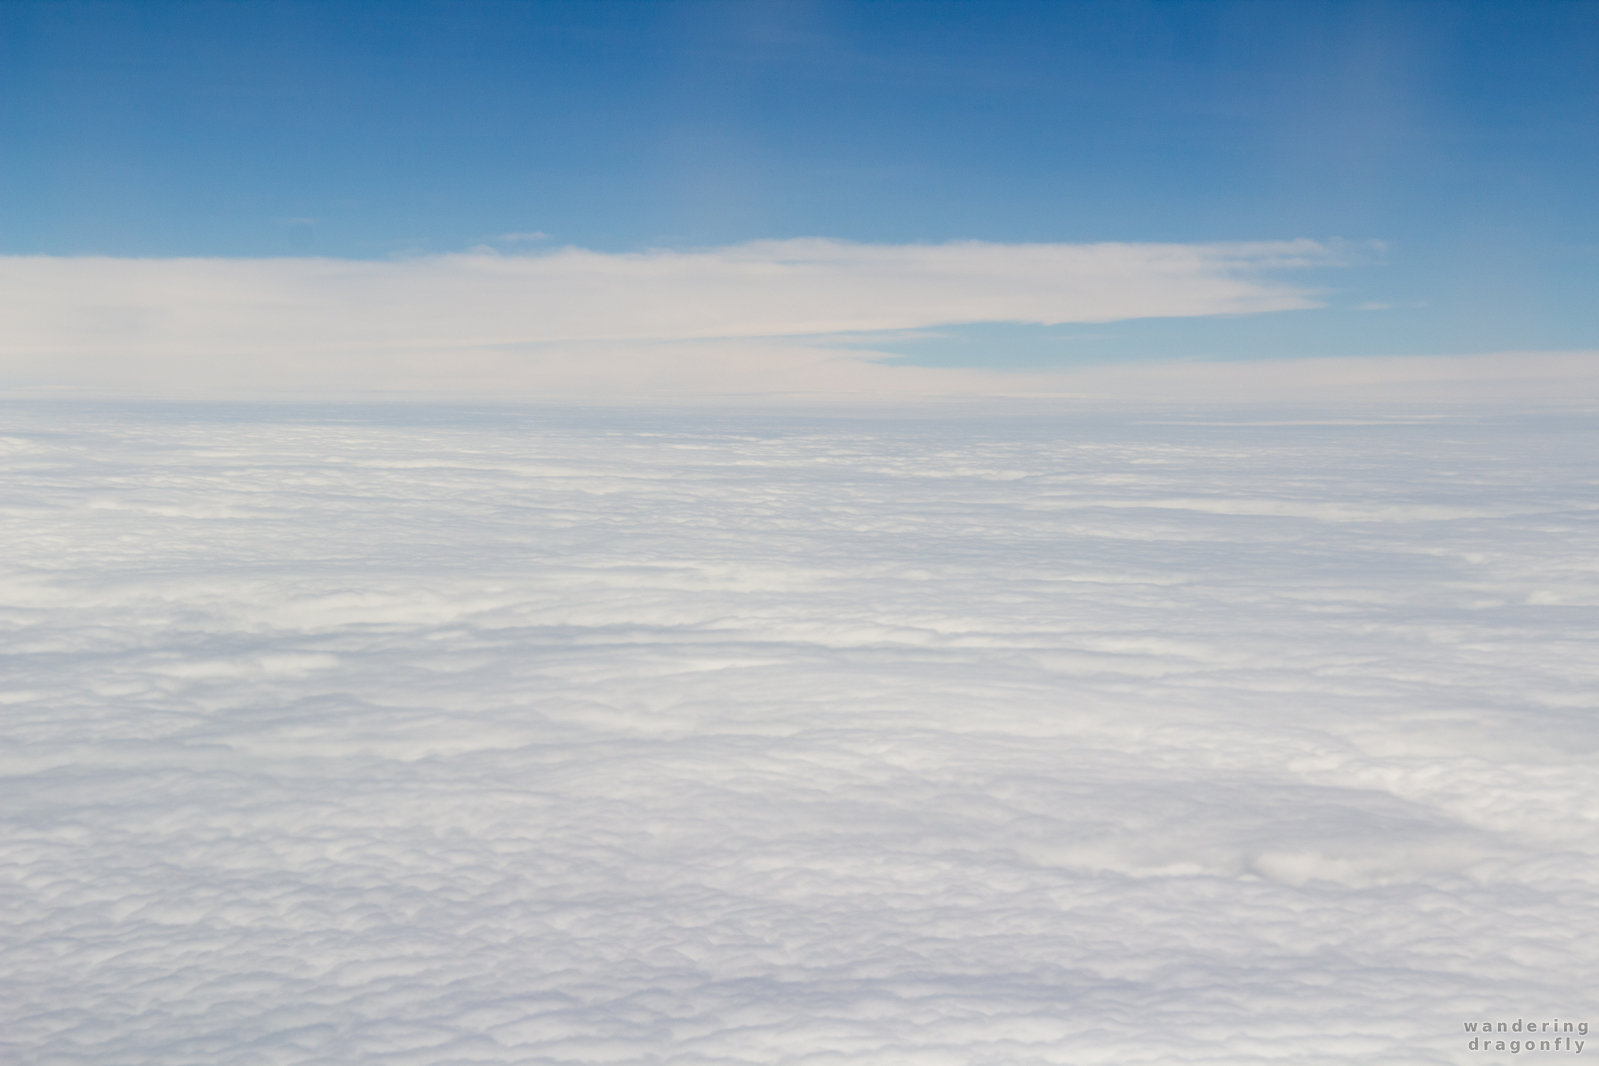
5,405,1599,1063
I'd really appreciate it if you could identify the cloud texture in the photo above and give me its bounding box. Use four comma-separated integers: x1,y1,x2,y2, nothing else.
4,403,1598,1064
1,239,1334,397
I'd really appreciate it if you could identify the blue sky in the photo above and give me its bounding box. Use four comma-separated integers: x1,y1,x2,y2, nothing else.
3,0,1597,385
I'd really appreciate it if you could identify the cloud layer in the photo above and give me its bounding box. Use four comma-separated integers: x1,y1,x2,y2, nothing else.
1,239,1336,397
4,404,1598,1064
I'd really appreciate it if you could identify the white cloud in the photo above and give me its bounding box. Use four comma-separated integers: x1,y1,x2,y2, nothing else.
5,238,1591,406
4,407,1598,1063
0,239,1334,398
1036,349,1599,406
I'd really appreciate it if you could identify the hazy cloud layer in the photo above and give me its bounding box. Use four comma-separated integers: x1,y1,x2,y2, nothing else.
1,239,1337,397
4,404,1597,1064
1036,349,1599,407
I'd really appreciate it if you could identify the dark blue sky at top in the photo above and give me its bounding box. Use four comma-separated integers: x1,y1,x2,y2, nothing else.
3,0,1596,362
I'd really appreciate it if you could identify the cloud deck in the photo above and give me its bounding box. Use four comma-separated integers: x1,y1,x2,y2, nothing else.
3,404,1597,1064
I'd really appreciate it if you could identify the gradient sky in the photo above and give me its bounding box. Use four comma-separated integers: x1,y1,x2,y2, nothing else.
3,0,1597,371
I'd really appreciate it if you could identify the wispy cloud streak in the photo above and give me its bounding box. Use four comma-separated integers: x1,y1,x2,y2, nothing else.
0,239,1334,396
